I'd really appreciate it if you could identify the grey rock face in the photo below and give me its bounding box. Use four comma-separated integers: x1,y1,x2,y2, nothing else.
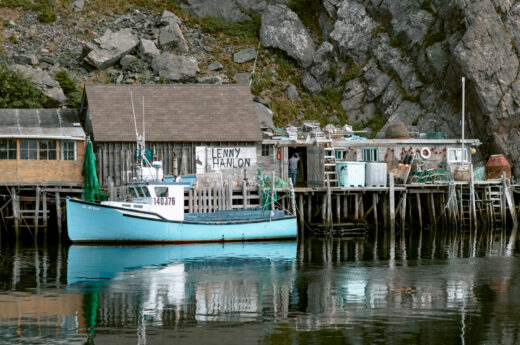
208,61,223,71
260,5,315,67
391,9,433,49
330,1,377,65
138,39,160,58
82,29,139,70
159,24,189,54
362,61,391,102
302,72,322,94
255,101,275,129
233,48,256,63
197,74,228,84
377,79,403,119
151,53,199,81
341,78,365,114
12,64,66,105
179,0,250,21
425,42,449,79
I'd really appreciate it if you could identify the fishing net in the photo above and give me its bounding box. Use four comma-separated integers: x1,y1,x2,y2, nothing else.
82,140,106,202
257,169,289,210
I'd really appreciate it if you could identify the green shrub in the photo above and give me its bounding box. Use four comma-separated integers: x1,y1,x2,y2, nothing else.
55,70,77,94
38,6,56,24
0,57,45,108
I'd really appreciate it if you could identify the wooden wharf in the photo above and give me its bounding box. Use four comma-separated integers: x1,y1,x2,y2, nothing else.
1,174,518,242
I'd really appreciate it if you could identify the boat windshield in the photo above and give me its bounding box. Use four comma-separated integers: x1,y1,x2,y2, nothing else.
155,187,168,197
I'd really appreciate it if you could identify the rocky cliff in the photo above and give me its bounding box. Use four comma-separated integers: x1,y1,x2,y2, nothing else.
1,0,520,175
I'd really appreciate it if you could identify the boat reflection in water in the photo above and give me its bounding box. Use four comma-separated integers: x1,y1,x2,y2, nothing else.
67,241,298,341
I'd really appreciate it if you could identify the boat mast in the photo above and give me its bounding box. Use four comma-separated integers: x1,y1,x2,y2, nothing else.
462,77,465,167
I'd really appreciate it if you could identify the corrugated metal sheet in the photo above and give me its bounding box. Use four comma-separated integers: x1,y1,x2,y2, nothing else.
0,109,85,139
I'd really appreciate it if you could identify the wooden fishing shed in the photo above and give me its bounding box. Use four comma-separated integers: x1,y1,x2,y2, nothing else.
0,109,86,238
80,84,287,187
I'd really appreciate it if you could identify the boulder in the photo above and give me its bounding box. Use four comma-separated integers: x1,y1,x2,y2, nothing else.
12,64,66,106
69,0,84,12
13,54,39,66
302,72,322,94
159,24,189,54
208,61,223,71
151,53,199,81
260,5,314,67
329,1,377,65
286,84,299,100
159,10,182,26
197,74,229,84
233,48,256,63
82,29,139,70
179,0,251,21
138,39,160,58
120,55,140,72
362,61,391,102
255,101,275,129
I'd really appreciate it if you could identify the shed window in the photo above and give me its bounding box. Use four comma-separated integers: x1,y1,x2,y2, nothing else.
0,139,17,160
60,140,76,160
362,148,379,162
20,140,38,160
261,144,271,157
447,148,469,163
39,140,57,160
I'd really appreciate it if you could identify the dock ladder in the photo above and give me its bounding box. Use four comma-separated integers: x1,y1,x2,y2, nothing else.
324,142,338,187
484,184,504,226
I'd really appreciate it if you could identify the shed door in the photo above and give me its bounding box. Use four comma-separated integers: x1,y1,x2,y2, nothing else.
307,145,324,187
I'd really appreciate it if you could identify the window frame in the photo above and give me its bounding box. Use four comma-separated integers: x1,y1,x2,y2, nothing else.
362,147,379,162
60,140,76,161
0,139,17,160
447,148,469,163
261,144,271,157
20,139,38,160
39,140,57,160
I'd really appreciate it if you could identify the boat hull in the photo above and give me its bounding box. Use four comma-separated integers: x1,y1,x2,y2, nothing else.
66,198,297,243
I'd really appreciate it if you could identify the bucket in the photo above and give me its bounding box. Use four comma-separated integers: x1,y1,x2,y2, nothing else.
485,154,511,179
384,121,409,139
453,166,471,181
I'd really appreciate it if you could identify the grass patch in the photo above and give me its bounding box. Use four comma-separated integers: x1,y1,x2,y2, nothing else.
342,60,363,83
54,70,82,107
37,6,56,23
287,0,322,39
195,16,260,45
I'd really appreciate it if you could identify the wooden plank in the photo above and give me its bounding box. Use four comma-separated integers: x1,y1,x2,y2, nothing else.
227,182,233,210
242,181,247,209
188,189,193,213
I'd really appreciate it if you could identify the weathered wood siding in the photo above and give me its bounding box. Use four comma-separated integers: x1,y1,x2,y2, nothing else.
95,141,262,186
0,140,85,185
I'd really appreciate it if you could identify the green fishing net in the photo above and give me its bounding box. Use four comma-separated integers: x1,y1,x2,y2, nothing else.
82,140,107,202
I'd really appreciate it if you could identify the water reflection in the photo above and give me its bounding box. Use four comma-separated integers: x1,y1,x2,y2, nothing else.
0,227,518,344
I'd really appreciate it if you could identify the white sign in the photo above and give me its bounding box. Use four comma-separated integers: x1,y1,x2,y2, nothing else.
208,147,256,171
195,146,207,174
150,185,185,221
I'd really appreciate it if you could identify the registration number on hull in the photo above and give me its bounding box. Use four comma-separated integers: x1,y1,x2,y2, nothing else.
153,197,176,206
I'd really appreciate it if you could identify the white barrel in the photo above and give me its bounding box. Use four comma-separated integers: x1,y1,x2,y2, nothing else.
365,162,387,187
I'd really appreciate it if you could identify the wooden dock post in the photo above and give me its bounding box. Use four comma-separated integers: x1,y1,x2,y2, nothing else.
56,192,62,239
42,191,48,231
503,172,518,226
429,193,436,229
343,196,348,219
417,193,423,229
336,195,341,223
34,186,40,242
354,194,359,220
400,192,407,230
241,181,247,209
372,193,378,227
321,193,327,224
11,188,19,239
389,174,395,232
307,194,312,223
298,194,304,228
227,181,233,210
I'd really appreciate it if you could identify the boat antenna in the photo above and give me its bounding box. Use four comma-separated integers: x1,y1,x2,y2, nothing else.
130,92,139,141
249,41,261,87
142,96,145,147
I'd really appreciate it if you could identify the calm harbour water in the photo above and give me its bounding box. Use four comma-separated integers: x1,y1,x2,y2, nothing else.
0,227,519,345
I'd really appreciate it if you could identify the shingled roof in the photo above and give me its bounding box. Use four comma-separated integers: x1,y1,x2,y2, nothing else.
0,109,85,139
83,84,262,142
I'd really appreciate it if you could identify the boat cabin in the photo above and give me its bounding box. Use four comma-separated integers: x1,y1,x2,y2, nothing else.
0,109,86,185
